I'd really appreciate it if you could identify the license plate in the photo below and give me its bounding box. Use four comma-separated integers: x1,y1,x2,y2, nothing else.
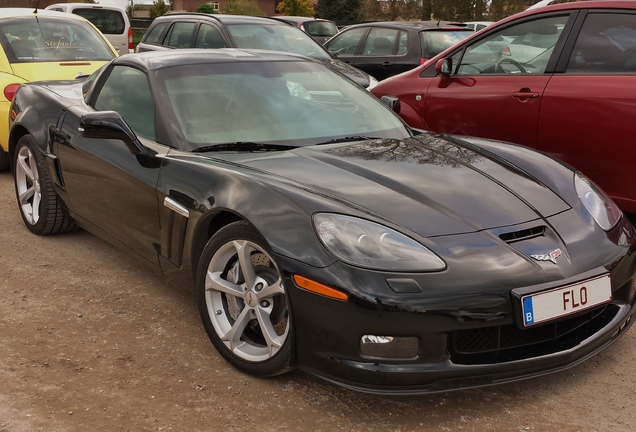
521,274,612,326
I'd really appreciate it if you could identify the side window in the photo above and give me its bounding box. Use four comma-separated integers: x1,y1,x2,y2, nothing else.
566,12,636,73
195,24,227,49
325,27,367,55
457,15,569,75
93,66,155,141
398,30,409,54
167,22,196,48
362,28,398,55
144,22,169,45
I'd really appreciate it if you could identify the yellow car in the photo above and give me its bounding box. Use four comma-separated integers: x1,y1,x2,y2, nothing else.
0,8,117,170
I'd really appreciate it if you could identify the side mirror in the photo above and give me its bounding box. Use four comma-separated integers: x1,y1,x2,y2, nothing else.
435,58,452,88
380,95,401,114
79,111,144,155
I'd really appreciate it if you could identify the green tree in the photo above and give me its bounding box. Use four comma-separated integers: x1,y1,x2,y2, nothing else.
276,0,315,16
224,0,265,15
317,0,360,22
149,0,170,17
195,3,216,13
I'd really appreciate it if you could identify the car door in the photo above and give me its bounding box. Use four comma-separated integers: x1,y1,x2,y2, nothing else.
538,10,636,212
424,13,573,147
54,65,166,265
324,26,368,66
351,27,402,80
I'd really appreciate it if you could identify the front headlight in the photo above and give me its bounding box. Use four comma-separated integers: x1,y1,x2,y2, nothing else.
313,213,446,271
575,172,622,231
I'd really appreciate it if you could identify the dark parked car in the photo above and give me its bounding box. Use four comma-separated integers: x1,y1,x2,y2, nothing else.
136,13,377,90
9,49,636,394
269,16,338,44
324,21,473,80
372,1,636,213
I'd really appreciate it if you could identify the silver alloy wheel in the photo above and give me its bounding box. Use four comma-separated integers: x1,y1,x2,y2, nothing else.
204,239,289,362
15,145,41,225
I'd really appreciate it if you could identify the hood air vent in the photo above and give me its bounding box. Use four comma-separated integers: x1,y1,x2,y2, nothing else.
499,226,546,243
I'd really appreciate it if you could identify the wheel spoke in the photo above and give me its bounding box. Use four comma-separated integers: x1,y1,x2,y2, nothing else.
205,270,244,298
221,307,251,350
18,185,35,205
257,277,285,300
31,189,41,223
17,154,35,182
233,240,258,290
255,306,283,356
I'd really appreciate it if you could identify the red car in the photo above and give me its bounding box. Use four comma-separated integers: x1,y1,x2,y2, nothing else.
372,1,636,213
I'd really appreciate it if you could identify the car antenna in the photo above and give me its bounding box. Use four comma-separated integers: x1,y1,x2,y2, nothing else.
33,0,40,14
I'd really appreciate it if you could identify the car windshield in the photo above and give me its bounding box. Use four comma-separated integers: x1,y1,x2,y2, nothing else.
420,30,472,57
225,23,331,60
157,59,411,150
0,16,115,63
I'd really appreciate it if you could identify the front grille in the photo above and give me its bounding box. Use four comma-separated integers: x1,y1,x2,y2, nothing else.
499,226,546,243
450,304,618,364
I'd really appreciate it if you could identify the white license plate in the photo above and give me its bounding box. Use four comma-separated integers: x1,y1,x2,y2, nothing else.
521,274,612,326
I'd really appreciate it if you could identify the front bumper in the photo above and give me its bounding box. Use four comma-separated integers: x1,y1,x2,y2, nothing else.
278,216,636,394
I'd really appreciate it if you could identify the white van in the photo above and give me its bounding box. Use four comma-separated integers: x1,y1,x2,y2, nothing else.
45,3,132,53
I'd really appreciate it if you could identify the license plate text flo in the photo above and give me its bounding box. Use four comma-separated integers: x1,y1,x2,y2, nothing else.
522,274,612,326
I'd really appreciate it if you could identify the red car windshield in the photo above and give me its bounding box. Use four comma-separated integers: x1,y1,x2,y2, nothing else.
0,16,115,63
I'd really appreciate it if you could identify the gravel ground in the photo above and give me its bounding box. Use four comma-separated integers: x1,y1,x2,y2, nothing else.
1,169,635,432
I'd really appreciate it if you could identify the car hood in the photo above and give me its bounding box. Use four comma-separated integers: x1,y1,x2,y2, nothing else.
319,58,371,89
218,134,571,237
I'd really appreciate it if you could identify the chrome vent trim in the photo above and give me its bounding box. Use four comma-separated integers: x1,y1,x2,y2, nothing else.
164,197,189,218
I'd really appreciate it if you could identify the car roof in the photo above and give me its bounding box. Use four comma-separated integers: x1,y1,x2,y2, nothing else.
0,8,92,20
116,48,314,71
344,20,470,31
45,3,127,12
158,12,287,25
504,0,636,22
270,16,334,23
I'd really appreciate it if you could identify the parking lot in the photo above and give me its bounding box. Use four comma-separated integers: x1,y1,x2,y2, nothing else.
1,170,635,431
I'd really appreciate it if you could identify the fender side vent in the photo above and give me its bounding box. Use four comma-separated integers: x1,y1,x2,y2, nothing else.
499,226,545,243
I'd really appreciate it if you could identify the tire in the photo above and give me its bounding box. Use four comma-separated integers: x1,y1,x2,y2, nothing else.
196,221,293,377
0,147,9,171
13,134,76,235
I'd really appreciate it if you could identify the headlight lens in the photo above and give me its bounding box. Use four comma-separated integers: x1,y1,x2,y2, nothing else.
313,213,446,271
575,172,622,231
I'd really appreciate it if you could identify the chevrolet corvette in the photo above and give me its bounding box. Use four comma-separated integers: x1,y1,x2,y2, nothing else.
8,49,636,394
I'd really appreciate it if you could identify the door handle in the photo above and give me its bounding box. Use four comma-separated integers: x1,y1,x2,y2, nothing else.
513,88,538,99
382,61,391,67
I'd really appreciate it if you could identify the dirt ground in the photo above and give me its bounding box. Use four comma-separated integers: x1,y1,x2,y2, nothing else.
0,170,635,432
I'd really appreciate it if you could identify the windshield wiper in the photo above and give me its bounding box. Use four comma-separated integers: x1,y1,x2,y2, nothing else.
193,142,297,153
315,136,381,145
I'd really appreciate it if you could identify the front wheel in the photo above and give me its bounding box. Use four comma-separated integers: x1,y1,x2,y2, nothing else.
196,221,293,376
13,134,75,235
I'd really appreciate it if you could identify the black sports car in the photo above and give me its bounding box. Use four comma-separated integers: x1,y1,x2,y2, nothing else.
8,49,636,394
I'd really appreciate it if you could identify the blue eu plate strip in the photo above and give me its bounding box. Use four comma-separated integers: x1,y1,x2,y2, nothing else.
523,297,534,325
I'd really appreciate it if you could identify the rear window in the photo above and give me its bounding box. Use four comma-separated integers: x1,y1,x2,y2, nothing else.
0,17,115,63
303,21,338,38
72,8,126,35
420,30,472,58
